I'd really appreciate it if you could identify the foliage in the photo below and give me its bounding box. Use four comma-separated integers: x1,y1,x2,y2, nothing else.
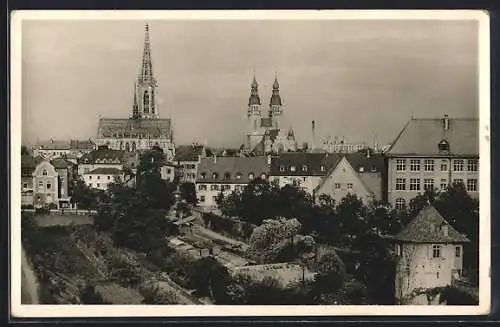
141,284,178,304
180,182,197,204
186,256,232,304
21,145,30,156
80,284,109,304
70,178,101,211
311,251,347,296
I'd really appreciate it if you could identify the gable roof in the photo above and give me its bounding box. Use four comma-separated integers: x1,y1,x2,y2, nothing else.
174,145,205,161
78,146,125,164
386,117,478,156
50,158,70,169
70,139,95,151
345,151,385,174
35,140,71,150
196,156,270,184
270,152,343,176
393,205,470,243
97,118,172,139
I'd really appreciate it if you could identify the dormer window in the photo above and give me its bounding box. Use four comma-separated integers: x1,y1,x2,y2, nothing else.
438,140,450,152
279,165,285,172
261,173,267,179
200,172,206,180
302,165,308,172
248,173,255,180
212,172,219,180
236,172,242,180
290,166,296,172
359,166,365,173
320,165,325,172
371,166,377,172
224,172,231,180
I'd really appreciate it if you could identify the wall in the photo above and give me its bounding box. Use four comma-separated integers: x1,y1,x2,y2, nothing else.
395,243,464,305
275,175,322,195
179,160,199,183
55,168,69,199
196,183,247,208
95,137,175,160
314,157,375,205
388,156,479,206
83,173,123,191
33,149,71,160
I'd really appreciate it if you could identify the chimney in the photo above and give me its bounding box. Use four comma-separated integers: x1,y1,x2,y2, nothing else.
443,114,450,131
311,120,316,151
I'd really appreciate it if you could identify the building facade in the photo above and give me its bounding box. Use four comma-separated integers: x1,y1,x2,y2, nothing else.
83,167,124,191
246,75,297,155
174,144,207,183
386,115,479,209
32,160,60,208
95,24,175,160
196,156,270,208
313,150,385,204
269,152,342,195
78,145,125,176
393,205,469,305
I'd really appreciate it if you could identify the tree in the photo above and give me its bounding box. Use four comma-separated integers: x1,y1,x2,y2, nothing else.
80,284,109,304
311,251,347,297
142,286,178,304
21,145,30,156
180,182,197,204
336,194,368,247
186,256,231,304
70,178,100,211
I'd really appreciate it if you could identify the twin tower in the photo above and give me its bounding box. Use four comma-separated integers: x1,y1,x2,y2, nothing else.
247,74,283,132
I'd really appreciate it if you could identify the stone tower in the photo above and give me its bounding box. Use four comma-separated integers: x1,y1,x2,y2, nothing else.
269,73,283,130
247,74,262,132
132,23,159,120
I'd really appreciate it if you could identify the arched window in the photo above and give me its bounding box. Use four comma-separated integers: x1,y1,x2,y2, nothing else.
151,90,155,114
42,169,48,176
143,91,149,106
438,139,450,152
395,198,406,210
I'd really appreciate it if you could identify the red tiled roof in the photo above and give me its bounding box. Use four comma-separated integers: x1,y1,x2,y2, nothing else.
393,205,470,243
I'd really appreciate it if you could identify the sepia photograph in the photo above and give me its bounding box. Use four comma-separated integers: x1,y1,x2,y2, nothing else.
11,10,490,317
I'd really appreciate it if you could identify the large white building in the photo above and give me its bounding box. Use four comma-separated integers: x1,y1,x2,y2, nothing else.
393,205,469,305
95,24,175,160
386,115,479,209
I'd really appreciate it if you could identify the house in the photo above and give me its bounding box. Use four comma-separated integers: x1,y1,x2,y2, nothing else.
174,144,207,183
77,145,124,176
33,139,72,160
386,115,479,209
313,150,386,204
83,167,124,191
50,158,72,208
32,159,60,208
269,152,342,195
196,156,270,208
392,205,469,305
21,155,43,207
160,162,181,183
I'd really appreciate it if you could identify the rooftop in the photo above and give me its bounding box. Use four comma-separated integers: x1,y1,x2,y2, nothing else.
386,117,479,156
392,205,470,244
270,152,343,176
78,146,125,165
85,167,123,175
174,144,205,162
97,118,172,139
196,156,270,184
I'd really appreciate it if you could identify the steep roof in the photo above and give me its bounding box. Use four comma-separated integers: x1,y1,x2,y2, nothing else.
393,205,470,244
50,158,70,169
78,146,125,164
21,155,44,176
35,140,71,150
386,117,478,156
345,151,385,174
269,152,343,176
70,139,95,151
196,156,269,184
174,145,205,161
97,118,172,139
85,167,123,175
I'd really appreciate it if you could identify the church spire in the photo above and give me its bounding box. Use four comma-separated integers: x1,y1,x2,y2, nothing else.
139,23,157,86
248,73,261,106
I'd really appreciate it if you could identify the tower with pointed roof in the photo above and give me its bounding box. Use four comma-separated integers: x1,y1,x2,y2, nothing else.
133,23,159,120
269,73,283,129
246,74,264,150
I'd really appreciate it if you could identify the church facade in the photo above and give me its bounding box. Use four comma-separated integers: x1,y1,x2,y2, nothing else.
95,24,175,161
246,75,298,155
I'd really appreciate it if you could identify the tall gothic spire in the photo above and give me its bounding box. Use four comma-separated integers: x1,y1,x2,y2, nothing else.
139,23,157,86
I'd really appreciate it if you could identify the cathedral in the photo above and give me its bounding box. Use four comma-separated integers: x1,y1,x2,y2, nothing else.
246,74,298,155
95,24,175,160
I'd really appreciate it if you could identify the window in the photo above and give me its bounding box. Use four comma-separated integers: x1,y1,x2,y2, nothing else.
455,246,461,258
438,140,450,152
290,166,296,172
359,167,365,173
424,159,434,171
395,198,406,210
89,183,93,187
396,178,406,191
453,159,464,171
210,185,219,191
198,184,207,191
302,165,308,172
224,172,231,180
97,183,100,188
200,196,205,202
467,159,478,172
467,179,478,192
410,159,421,172
432,245,441,258
335,183,341,189
97,175,101,180
424,179,434,191
221,185,230,191
279,165,285,172
261,173,267,179
248,173,254,180
212,196,218,202
395,244,402,256
23,183,28,189
46,183,51,190
212,173,219,180
440,160,448,172
38,181,43,189
107,176,111,180
200,172,206,180
167,169,172,174
347,183,353,190
236,173,242,180
89,176,92,180
409,178,420,191
42,169,48,176
320,165,325,172
453,178,464,186
440,179,448,191
396,159,406,171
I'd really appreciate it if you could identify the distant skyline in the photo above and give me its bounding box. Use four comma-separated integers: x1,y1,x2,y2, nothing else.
21,18,479,148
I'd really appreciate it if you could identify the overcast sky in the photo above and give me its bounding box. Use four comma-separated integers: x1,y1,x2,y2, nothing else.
21,18,479,148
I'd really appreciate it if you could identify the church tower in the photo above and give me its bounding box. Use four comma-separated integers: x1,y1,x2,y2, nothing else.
247,75,262,132
269,73,283,130
132,24,159,120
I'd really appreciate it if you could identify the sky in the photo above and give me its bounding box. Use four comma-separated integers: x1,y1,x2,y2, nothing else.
21,17,479,148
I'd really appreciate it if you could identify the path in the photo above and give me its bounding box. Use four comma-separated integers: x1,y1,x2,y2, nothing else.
192,225,249,251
